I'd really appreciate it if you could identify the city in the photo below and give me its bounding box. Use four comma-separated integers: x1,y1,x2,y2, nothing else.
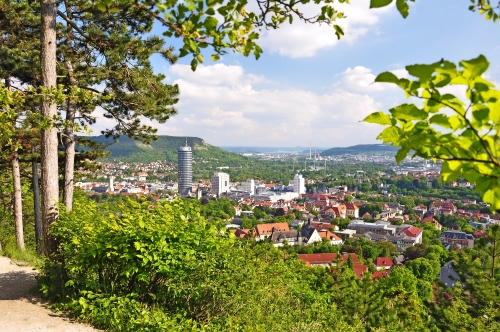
1,1,499,331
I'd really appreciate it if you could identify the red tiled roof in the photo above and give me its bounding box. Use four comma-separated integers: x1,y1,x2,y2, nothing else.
353,265,368,279
311,222,333,231
233,229,251,238
318,230,342,242
372,270,391,279
298,252,359,265
399,226,422,238
345,203,358,210
375,257,394,267
255,223,289,237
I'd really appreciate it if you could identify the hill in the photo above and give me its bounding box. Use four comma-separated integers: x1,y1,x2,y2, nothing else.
320,144,399,156
87,135,248,165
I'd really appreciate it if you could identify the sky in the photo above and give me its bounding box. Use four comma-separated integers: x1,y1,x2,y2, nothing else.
93,0,500,148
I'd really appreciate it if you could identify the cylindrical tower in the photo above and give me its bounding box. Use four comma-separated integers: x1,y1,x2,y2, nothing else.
178,145,192,197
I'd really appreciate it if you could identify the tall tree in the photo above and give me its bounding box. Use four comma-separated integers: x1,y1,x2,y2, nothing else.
40,0,59,257
57,0,180,209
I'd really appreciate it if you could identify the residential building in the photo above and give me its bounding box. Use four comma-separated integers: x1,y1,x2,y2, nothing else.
345,203,359,218
334,229,357,241
293,174,306,194
422,216,442,230
318,230,343,245
374,257,394,270
178,144,193,197
440,231,475,248
254,223,289,241
210,172,230,196
270,221,322,247
347,220,396,236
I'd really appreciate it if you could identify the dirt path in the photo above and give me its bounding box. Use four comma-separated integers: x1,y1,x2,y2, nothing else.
0,256,97,332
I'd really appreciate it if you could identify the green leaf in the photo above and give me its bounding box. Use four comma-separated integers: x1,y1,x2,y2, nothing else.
395,146,410,164
377,126,402,144
375,71,399,84
211,54,220,61
363,111,392,125
441,160,462,182
406,63,438,80
429,114,452,128
138,220,145,228
333,25,344,39
390,104,427,121
483,188,500,211
460,55,489,80
191,58,198,71
370,0,393,9
396,0,410,18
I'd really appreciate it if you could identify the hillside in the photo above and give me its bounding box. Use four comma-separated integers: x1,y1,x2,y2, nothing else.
87,135,248,165
320,144,399,156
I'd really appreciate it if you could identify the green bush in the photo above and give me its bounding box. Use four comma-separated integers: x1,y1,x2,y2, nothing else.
38,197,348,331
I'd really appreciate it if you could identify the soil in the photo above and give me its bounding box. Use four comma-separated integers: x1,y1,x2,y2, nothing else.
0,256,97,332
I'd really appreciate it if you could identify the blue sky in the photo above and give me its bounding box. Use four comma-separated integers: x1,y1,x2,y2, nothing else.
95,0,500,148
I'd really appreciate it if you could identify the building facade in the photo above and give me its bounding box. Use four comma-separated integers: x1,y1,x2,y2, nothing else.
210,172,230,196
293,174,306,194
239,179,256,194
178,145,193,197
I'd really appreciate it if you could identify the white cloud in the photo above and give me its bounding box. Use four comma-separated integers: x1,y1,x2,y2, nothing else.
132,63,385,147
258,1,395,58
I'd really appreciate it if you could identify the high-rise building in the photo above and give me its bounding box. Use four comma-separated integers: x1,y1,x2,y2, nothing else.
239,179,255,195
293,174,305,194
178,142,193,197
210,172,230,197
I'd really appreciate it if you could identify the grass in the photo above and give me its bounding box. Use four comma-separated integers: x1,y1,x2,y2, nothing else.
0,242,45,268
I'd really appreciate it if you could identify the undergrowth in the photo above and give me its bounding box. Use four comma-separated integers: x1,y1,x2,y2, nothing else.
0,241,44,268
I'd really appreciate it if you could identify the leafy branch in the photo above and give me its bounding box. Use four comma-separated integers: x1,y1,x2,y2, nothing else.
363,55,500,211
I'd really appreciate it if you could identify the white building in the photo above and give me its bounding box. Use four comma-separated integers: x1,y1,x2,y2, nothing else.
293,174,305,194
210,172,230,196
239,179,256,194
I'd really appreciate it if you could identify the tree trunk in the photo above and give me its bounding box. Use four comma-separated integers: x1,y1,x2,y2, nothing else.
62,79,76,211
62,0,77,211
40,0,59,258
32,150,43,255
11,152,25,250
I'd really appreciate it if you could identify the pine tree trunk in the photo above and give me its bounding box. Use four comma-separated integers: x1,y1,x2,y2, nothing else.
32,152,43,254
11,151,25,250
62,93,76,211
40,0,59,258
62,0,77,211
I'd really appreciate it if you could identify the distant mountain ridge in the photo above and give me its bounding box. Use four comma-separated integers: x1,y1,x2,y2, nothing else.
87,135,248,164
220,146,326,154
320,144,399,156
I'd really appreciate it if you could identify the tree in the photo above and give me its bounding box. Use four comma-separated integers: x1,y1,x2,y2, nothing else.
40,0,59,257
406,257,440,282
364,55,500,211
57,0,180,210
370,0,500,21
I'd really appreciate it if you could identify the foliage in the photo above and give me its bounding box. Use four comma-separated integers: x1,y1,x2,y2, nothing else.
0,241,44,268
370,0,500,21
364,55,500,211
96,0,350,70
38,196,352,330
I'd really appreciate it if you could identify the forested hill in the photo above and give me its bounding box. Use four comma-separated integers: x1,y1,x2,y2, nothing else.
87,135,248,164
320,144,399,156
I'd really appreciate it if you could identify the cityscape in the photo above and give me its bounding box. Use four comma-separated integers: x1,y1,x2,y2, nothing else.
1,1,499,331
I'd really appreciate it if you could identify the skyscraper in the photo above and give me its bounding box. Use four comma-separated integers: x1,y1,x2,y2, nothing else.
293,174,305,194
210,172,230,197
178,141,192,197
